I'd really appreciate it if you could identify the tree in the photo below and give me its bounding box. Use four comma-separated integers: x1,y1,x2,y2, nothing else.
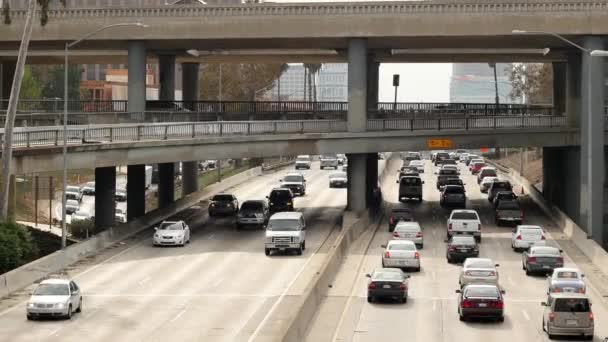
0,221,38,273
507,63,553,104
3,0,66,26
199,63,288,101
38,65,81,100
19,66,42,99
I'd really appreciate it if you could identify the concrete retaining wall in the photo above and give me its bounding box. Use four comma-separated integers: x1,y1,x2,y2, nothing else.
0,166,263,299
488,160,608,278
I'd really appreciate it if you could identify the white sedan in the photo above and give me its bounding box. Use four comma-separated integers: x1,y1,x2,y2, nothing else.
381,240,421,272
153,220,191,247
479,176,499,193
459,257,500,287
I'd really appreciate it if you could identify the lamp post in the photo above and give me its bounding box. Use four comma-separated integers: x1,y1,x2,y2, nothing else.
60,23,147,249
512,29,608,241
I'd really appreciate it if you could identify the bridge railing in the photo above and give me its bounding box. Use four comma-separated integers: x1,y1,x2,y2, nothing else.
2,115,571,149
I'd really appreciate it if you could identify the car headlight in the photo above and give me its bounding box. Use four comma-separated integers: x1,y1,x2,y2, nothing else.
27,302,35,308
266,237,273,243
287,202,293,205
210,203,216,207
269,202,274,206
55,303,65,309
154,233,159,238
292,236,300,243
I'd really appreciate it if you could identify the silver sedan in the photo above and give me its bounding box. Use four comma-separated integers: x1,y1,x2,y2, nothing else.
26,278,82,320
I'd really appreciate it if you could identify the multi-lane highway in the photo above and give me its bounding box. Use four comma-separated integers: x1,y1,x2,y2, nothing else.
305,158,608,342
0,162,351,342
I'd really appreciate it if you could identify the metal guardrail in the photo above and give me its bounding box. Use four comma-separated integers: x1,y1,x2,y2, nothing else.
0,116,570,149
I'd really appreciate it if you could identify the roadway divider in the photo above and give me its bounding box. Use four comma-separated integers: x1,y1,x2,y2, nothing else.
0,166,264,299
251,154,397,342
262,158,296,172
487,160,608,279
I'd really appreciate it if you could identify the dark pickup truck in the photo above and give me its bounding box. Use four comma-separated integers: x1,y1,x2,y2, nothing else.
495,199,523,226
436,169,460,190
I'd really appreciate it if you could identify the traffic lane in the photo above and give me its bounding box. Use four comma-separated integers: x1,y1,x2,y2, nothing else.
0,162,346,342
335,159,606,342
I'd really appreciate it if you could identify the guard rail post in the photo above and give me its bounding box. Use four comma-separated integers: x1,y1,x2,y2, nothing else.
300,121,305,134
110,127,114,142
54,131,59,146
438,117,441,131
164,125,169,140
191,123,196,138
137,125,142,140
26,132,30,148
493,115,497,129
521,112,525,128
410,118,414,131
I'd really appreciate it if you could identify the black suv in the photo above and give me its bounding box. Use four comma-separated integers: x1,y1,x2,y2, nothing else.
488,181,513,202
446,235,479,263
388,208,414,232
209,193,239,217
267,188,295,213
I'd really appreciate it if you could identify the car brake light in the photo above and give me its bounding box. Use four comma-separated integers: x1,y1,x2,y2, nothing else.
416,232,423,238
556,256,564,264
368,282,376,289
553,288,561,293
464,271,473,276
516,235,522,240
414,252,420,259
461,300,473,308
589,312,594,321
448,246,455,251
541,235,546,240
393,232,400,238
493,301,504,309
400,283,407,291
528,257,537,264
578,288,585,294
448,223,453,230
488,271,496,276
477,224,481,231
390,216,395,225
549,313,555,322
384,251,390,258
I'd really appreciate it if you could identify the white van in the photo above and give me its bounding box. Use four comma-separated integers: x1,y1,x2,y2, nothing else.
265,212,306,256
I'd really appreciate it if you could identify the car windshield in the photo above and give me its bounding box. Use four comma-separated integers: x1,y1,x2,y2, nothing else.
532,247,560,255
410,161,423,166
400,177,421,185
389,243,416,251
395,224,419,232
451,212,478,220
212,194,233,202
159,222,183,230
267,219,300,231
241,202,263,211
34,283,69,296
451,236,476,245
270,191,291,200
284,175,303,182
321,155,337,160
330,172,347,179
115,209,123,214
553,298,590,312
66,200,78,206
85,182,95,188
521,228,542,235
66,186,79,192
445,186,464,194
443,160,456,165
493,182,511,190
296,157,309,161
439,170,458,176
373,271,403,281
465,286,499,298
497,201,520,210
556,271,579,279
467,259,494,268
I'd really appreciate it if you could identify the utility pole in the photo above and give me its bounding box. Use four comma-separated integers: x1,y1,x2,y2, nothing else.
0,0,37,222
393,74,400,111
488,62,500,106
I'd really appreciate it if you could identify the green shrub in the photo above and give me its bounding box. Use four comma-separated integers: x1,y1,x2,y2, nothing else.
0,222,38,274
69,220,94,239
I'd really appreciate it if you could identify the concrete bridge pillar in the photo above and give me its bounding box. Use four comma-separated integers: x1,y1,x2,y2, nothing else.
565,54,582,128
127,42,147,221
158,162,175,209
95,167,116,231
552,62,566,116
347,153,367,212
159,55,176,102
127,164,146,221
366,60,379,111
366,153,379,208
181,161,199,197
580,36,605,246
180,63,200,197
347,39,368,132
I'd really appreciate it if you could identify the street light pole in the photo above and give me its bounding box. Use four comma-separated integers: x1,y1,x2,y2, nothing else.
60,22,147,248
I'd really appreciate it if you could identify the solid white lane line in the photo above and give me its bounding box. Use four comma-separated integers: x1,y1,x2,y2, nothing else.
170,308,187,323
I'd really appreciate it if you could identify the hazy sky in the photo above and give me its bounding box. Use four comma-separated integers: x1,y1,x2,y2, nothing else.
379,64,452,102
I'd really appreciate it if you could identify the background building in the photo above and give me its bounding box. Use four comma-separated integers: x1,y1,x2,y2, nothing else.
317,63,348,102
450,63,516,103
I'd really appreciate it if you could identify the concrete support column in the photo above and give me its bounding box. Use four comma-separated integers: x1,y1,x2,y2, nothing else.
95,167,116,231
366,60,379,111
565,54,582,127
347,153,367,212
181,161,199,197
159,55,176,101
347,39,368,132
182,63,200,109
366,153,379,207
127,164,146,221
580,36,605,246
127,41,146,113
552,62,566,116
158,163,175,209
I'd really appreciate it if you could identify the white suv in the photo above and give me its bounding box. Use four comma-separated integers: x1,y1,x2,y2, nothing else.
265,212,306,256
295,155,312,170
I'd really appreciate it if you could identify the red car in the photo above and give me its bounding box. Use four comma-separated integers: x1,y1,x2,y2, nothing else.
471,162,486,174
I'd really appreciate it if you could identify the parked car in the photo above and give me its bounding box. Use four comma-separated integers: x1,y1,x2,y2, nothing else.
388,208,414,232
366,268,410,303
209,193,239,216
65,186,82,203
115,208,127,223
447,209,481,241
440,185,466,208
329,171,348,188
71,211,91,223
398,175,424,202
153,220,190,247
459,257,500,287
479,176,499,193
488,181,513,202
264,211,306,256
547,268,586,294
456,284,505,322
541,293,594,340
381,240,421,272
81,182,95,195
477,167,498,184
26,278,82,320
392,221,423,248
295,155,312,170
114,189,127,202
236,200,269,229
65,199,80,215
522,245,564,275
280,172,306,196
512,225,546,251
495,199,523,226
446,235,479,263
267,188,295,213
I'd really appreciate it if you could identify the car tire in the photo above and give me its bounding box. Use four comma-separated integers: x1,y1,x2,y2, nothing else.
236,223,241,230
548,334,556,340
542,319,546,332
302,241,306,251
497,316,504,323
26,314,34,321
296,248,302,256
585,335,593,341
65,305,72,320
415,266,421,272
476,236,482,243
447,256,452,264
367,296,373,303
265,248,271,256
403,296,408,304
459,314,466,322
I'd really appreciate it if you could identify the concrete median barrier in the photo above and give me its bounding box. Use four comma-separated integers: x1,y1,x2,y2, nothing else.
0,166,263,299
